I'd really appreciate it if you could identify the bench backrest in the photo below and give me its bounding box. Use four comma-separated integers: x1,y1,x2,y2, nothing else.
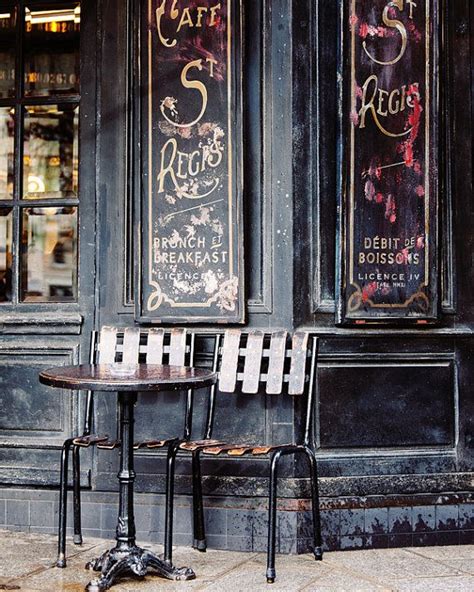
83,327,194,436
218,330,312,395
96,326,191,366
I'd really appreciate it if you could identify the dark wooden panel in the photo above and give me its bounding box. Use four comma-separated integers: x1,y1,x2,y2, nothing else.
0,347,76,441
137,0,244,323
337,0,439,324
317,356,455,449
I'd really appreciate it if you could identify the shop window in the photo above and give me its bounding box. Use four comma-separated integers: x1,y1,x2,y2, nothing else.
0,1,80,304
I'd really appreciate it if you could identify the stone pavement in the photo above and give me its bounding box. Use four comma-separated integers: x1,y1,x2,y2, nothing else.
0,530,472,591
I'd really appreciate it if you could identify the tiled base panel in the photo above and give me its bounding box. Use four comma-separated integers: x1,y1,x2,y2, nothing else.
0,488,472,553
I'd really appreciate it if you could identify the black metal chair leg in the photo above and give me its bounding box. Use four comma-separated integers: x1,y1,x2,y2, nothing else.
57,439,73,568
72,445,83,545
304,447,323,560
192,450,206,552
266,450,282,584
164,443,179,563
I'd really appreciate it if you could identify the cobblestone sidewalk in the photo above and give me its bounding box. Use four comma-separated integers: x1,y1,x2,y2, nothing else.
0,530,472,591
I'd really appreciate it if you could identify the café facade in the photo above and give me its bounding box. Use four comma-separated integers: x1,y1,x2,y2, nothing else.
0,0,472,554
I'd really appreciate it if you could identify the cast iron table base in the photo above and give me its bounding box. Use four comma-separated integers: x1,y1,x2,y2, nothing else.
85,545,195,591
39,365,216,591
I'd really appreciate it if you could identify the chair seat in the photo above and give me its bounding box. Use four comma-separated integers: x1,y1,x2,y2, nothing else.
202,443,300,456
133,438,176,450
72,435,109,447
97,439,121,450
178,439,226,452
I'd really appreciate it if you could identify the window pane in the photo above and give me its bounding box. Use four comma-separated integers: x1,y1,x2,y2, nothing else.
24,3,80,97
0,208,12,302
21,206,77,302
0,107,14,198
0,8,16,98
23,104,78,199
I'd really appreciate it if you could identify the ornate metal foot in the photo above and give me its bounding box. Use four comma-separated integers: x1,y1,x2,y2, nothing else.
85,549,111,572
85,546,195,591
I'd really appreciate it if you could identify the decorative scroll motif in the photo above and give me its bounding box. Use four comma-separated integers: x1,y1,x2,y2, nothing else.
139,0,244,323
338,0,439,324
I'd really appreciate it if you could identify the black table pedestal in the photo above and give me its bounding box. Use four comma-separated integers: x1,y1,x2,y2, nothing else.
85,392,195,591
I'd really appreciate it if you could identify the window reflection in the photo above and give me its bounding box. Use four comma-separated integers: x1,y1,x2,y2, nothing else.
24,3,80,97
0,107,14,198
21,206,77,302
23,105,78,199
0,208,12,302
0,10,16,98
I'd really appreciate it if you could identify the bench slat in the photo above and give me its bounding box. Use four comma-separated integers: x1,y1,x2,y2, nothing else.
122,327,140,364
288,332,309,395
98,326,118,364
169,328,187,366
146,328,165,364
242,331,264,393
219,330,241,392
266,331,288,394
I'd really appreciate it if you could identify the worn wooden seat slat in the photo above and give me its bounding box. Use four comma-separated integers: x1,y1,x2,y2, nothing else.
97,439,121,450
169,329,187,366
266,331,288,394
122,327,140,364
145,328,165,363
242,331,264,393
98,326,118,364
133,438,175,450
73,435,109,447
219,329,241,392
288,332,309,395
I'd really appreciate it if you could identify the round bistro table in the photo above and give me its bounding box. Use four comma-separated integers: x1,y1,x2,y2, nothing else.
39,363,217,592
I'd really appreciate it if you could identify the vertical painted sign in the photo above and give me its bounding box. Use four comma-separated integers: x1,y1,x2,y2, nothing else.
138,0,244,323
337,0,439,324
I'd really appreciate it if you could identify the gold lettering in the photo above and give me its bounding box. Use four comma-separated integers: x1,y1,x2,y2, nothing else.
209,3,221,26
377,89,389,117
388,89,400,114
155,0,178,48
177,7,194,31
160,59,208,128
157,138,179,193
206,57,218,78
359,75,412,137
363,0,408,66
196,6,208,27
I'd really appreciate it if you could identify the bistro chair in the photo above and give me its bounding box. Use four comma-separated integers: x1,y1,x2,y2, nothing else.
57,326,198,568
163,330,323,583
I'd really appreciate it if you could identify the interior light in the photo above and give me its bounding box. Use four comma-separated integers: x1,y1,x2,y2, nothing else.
0,13,11,19
25,7,80,25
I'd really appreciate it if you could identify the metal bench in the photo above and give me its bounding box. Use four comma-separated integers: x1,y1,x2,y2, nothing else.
163,329,323,583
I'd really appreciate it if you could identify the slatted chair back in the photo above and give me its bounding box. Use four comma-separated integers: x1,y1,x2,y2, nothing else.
83,327,193,437
205,330,318,446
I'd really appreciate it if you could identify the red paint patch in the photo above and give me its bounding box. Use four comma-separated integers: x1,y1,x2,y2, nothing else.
385,194,396,223
416,185,425,197
375,192,384,204
362,281,377,302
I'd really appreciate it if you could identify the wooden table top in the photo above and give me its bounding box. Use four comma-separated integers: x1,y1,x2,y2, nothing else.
39,364,217,392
